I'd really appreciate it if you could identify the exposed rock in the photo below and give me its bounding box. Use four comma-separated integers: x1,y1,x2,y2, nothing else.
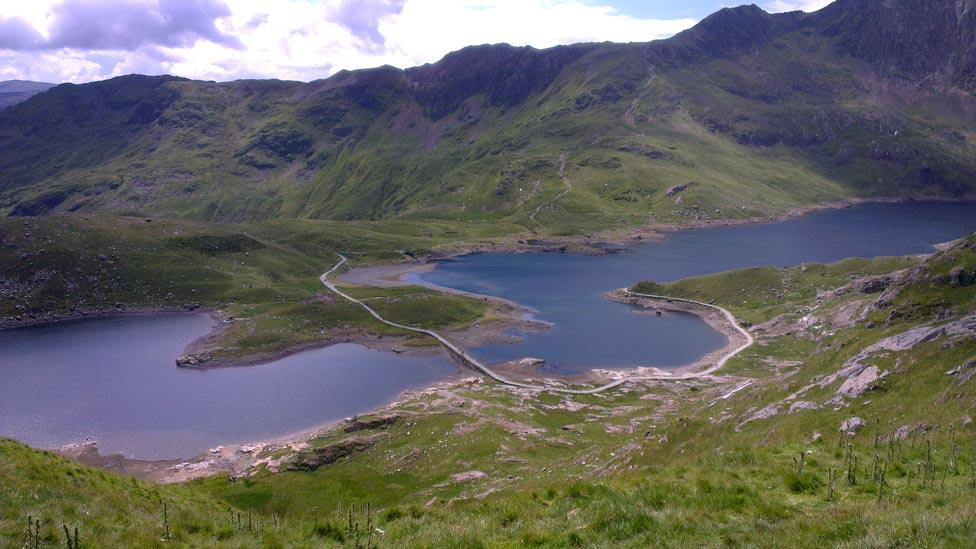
786,314,976,404
175,353,211,367
736,404,781,430
885,423,932,442
344,415,401,433
839,416,866,435
961,416,973,426
665,182,695,197
517,357,545,367
836,365,885,398
941,266,975,287
788,400,820,413
449,470,487,483
858,276,891,294
945,357,975,384
287,436,379,471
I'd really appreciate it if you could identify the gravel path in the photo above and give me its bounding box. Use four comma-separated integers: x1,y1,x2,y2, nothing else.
321,256,755,394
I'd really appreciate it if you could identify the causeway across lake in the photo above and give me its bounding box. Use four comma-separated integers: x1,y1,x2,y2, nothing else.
2,201,975,458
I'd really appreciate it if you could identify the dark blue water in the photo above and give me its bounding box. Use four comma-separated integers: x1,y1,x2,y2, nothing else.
416,202,976,372
0,314,457,459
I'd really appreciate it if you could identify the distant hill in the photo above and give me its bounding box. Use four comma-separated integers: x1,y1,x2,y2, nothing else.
0,0,973,228
0,80,56,110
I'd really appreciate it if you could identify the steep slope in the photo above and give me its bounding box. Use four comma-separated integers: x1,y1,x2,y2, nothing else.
0,0,974,230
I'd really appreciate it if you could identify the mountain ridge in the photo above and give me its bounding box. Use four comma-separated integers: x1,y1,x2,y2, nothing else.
0,79,56,110
1,0,973,225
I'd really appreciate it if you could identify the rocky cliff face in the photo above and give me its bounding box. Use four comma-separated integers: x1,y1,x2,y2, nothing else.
813,0,976,89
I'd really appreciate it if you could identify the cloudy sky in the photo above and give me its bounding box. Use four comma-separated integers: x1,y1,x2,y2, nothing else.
0,0,833,84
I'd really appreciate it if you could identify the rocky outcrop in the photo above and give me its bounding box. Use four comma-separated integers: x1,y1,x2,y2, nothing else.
788,401,820,413
942,267,976,287
287,435,382,471
884,423,932,442
839,416,866,435
813,0,976,90
946,357,976,385
835,365,884,398
343,415,401,433
736,403,781,431
175,353,211,367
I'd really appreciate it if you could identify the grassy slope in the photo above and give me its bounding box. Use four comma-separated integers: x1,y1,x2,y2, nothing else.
2,7,974,231
0,214,507,361
6,236,973,546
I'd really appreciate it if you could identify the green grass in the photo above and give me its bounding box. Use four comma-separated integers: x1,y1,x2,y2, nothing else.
0,214,501,361
2,24,973,231
2,235,976,546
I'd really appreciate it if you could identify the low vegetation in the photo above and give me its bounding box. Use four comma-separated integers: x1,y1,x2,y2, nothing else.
0,214,504,362
3,234,973,546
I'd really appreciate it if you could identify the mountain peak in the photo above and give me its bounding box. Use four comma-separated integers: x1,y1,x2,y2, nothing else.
668,4,801,57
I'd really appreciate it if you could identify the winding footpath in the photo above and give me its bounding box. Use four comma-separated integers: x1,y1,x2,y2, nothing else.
321,255,755,394
622,290,755,377
528,153,572,230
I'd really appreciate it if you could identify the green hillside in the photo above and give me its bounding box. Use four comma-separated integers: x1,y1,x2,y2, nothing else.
3,234,974,546
1,1,974,233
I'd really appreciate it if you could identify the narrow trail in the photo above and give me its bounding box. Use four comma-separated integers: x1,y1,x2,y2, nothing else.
528,153,572,230
623,289,756,376
622,67,656,128
321,256,755,395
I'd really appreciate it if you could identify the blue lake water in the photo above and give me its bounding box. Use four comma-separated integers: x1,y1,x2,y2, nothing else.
0,314,458,459
2,201,974,459
415,201,976,373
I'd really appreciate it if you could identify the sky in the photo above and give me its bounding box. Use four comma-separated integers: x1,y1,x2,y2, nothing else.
0,0,834,84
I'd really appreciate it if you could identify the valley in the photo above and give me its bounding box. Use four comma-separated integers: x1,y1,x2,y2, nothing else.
2,0,976,545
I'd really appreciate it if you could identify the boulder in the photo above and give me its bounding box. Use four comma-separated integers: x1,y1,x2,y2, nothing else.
836,365,884,397
886,423,931,442
788,400,820,413
839,416,866,435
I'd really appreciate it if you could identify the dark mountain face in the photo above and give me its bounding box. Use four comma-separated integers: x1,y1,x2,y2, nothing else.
814,0,976,89
666,5,804,58
404,43,596,118
0,0,973,223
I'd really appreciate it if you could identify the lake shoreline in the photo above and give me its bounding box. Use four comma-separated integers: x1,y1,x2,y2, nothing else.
56,373,481,483
11,198,976,479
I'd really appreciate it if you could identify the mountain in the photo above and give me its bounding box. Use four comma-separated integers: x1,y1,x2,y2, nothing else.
0,80,56,110
0,0,974,229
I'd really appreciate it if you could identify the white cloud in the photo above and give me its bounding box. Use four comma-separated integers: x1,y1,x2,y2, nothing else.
765,0,833,13
0,0,697,83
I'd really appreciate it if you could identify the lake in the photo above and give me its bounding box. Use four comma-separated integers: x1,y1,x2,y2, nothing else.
2,201,975,459
0,314,458,459
415,201,976,373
